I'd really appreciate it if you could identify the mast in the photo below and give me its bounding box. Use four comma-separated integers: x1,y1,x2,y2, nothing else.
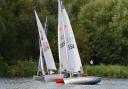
58,0,61,73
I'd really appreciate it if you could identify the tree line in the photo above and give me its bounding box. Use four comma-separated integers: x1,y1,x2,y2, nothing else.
0,0,128,66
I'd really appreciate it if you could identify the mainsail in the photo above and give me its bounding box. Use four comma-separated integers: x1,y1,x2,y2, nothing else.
34,10,56,70
58,0,70,72
58,0,83,73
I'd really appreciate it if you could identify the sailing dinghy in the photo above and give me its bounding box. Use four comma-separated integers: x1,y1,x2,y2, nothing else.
34,10,63,82
55,0,102,85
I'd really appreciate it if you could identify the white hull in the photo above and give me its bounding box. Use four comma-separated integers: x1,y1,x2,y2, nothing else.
44,74,64,82
33,75,45,81
34,74,64,82
64,76,102,85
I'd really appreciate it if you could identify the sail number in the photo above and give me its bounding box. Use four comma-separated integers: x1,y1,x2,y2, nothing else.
68,44,74,50
43,42,49,52
60,41,65,48
60,42,75,50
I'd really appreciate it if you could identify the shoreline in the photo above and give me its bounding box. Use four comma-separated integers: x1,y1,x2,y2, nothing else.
84,65,128,78
0,61,128,78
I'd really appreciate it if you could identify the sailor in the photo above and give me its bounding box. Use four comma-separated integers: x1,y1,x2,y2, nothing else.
77,71,82,77
62,69,69,78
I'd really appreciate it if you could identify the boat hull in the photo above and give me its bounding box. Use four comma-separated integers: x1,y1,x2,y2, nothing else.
56,76,102,85
34,74,64,82
33,75,45,81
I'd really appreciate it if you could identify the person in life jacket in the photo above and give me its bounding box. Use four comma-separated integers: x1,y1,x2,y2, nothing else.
62,69,69,78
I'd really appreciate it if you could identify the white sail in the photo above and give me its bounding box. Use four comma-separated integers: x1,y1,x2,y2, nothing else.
38,41,44,72
58,0,70,72
34,10,56,70
61,4,83,72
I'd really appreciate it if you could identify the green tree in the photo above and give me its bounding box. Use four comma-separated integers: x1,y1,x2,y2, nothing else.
79,0,128,65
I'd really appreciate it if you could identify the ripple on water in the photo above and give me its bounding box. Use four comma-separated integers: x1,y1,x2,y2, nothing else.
0,78,128,89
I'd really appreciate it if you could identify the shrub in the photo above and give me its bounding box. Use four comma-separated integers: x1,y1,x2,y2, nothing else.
0,56,8,77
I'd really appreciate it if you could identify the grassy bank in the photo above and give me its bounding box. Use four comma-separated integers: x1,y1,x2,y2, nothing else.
84,65,128,78
0,60,37,77
1,59,128,78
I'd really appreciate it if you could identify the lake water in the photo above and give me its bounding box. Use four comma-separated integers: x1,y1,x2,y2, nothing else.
0,78,128,89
